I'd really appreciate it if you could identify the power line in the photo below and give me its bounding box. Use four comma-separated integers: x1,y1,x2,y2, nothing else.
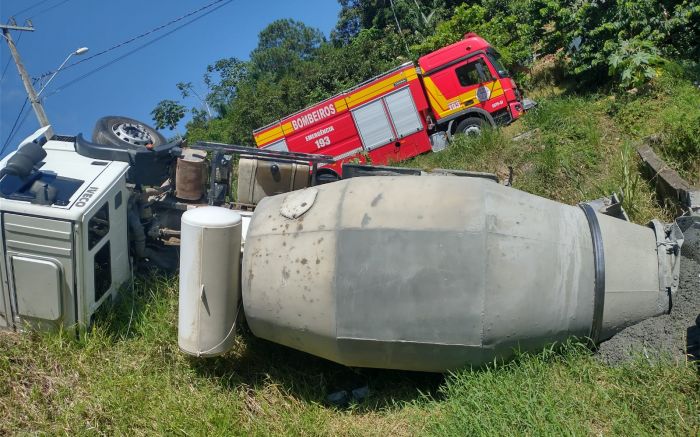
40,0,229,80
6,0,71,83
0,31,22,82
45,0,233,98
1,97,29,155
8,0,53,18
28,0,72,19
1,0,232,152
5,108,33,155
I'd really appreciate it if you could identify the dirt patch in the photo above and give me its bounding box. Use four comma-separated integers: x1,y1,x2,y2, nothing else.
596,255,700,365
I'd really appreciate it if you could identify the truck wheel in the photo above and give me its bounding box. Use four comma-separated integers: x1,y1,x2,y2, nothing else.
93,116,166,149
455,117,485,136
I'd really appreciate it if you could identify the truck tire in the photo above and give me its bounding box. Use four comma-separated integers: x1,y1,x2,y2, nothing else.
93,116,166,149
454,117,485,136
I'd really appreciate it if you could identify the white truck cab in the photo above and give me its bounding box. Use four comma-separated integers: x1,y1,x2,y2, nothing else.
0,131,130,333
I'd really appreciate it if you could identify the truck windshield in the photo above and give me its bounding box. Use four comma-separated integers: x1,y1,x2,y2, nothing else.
487,50,510,78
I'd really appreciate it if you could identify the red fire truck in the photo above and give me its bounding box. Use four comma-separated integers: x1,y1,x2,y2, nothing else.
253,33,533,180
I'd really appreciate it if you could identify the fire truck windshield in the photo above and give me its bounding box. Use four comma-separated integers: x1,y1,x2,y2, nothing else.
487,49,510,78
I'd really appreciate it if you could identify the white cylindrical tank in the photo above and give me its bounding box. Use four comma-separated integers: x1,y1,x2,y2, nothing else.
242,176,680,372
178,206,242,357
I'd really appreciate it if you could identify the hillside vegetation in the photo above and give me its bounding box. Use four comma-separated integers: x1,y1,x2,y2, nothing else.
404,69,700,224
153,1,700,153
3,1,700,435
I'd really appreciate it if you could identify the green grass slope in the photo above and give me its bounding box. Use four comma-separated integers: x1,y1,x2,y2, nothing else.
2,75,699,436
1,276,698,436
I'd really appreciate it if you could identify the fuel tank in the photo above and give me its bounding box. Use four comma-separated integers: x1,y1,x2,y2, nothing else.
241,176,681,372
179,207,242,357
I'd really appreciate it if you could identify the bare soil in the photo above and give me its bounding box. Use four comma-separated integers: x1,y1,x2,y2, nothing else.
596,255,700,364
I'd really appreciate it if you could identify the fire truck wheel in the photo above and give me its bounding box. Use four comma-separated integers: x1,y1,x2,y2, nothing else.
315,169,340,185
455,117,484,136
93,116,166,149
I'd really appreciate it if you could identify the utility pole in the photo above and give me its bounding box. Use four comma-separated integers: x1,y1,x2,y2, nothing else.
1,20,54,139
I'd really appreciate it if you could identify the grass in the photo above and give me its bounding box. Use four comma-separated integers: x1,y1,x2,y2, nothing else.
1,276,698,436
401,64,700,224
2,69,700,436
604,67,700,185
402,93,675,224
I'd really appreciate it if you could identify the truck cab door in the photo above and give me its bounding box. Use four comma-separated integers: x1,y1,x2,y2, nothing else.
453,55,499,110
424,54,501,120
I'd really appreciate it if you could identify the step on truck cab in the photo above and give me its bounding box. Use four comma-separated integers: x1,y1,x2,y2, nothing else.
253,33,532,179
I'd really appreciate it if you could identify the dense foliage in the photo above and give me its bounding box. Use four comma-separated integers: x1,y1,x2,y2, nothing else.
151,1,700,145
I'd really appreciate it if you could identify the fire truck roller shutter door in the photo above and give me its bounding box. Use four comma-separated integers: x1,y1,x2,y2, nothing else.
384,88,423,139
351,100,395,151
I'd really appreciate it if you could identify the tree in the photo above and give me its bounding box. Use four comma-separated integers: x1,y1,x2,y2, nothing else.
413,1,537,67
332,0,363,45
151,100,185,131
250,19,325,78
202,58,248,115
176,82,212,118
332,0,464,46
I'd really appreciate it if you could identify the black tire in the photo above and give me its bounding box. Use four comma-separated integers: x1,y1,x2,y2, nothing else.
454,117,485,136
315,169,340,185
92,116,166,149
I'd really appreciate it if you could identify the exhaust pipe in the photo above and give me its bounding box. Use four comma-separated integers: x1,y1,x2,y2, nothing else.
240,176,682,372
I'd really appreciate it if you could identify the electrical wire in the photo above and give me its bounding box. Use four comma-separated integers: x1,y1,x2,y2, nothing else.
0,31,22,82
44,0,233,98
44,0,230,78
7,0,53,18
28,0,72,20
2,0,232,153
5,0,73,81
6,0,72,83
1,97,30,155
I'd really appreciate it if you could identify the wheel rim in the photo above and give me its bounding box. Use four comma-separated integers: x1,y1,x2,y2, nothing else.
111,122,154,146
463,125,481,136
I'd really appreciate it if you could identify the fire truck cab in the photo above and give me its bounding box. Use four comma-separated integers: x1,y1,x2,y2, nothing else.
253,33,532,180
418,33,528,133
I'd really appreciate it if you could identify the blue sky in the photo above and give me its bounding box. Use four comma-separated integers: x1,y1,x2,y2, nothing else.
0,0,340,153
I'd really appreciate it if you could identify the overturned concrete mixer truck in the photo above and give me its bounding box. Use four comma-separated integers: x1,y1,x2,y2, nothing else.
0,122,683,373
179,173,683,372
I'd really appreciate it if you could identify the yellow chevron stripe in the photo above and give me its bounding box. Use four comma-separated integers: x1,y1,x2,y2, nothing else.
345,68,418,108
334,99,348,112
281,122,294,135
423,77,504,119
255,124,285,146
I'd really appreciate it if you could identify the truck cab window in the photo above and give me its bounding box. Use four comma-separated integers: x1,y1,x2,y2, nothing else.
456,60,493,87
88,203,110,250
93,242,112,302
487,49,510,78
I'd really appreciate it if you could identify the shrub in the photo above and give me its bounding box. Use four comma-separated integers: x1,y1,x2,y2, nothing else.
608,39,664,89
